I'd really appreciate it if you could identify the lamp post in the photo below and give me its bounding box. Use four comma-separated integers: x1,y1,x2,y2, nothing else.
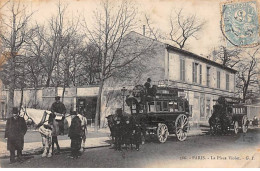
121,87,127,112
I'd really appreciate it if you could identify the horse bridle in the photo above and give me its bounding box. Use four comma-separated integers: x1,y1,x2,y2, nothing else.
20,107,33,122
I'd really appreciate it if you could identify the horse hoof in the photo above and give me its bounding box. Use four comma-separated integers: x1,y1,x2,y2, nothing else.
42,153,47,157
47,153,52,158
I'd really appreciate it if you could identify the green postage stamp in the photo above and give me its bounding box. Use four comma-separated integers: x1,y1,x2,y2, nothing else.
221,0,259,47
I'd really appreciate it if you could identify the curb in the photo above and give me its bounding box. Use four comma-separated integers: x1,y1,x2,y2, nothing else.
0,144,112,159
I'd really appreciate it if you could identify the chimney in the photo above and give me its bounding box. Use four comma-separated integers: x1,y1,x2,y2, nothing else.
143,25,145,36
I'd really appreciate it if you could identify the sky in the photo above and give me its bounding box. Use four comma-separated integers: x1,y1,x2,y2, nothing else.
0,0,259,56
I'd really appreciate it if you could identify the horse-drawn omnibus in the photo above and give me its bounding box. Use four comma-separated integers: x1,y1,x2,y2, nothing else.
125,82,190,143
209,97,249,135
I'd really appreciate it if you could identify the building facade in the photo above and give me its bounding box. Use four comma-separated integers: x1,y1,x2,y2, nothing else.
164,45,236,124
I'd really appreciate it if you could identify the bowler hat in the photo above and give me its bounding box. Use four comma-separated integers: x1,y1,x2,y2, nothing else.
13,107,19,114
55,96,61,100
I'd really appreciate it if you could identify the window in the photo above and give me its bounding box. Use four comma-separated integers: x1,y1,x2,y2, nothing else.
163,101,168,111
226,74,229,90
192,62,198,83
180,58,185,81
148,102,155,112
156,102,162,111
206,99,211,118
217,71,221,88
206,66,210,87
199,64,202,84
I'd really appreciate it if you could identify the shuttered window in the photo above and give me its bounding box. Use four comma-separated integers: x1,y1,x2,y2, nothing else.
180,58,185,81
192,62,198,83
217,71,221,88
226,74,229,90
199,64,202,84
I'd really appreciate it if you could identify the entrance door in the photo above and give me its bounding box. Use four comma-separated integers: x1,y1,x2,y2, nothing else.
193,97,200,122
1,102,5,120
77,97,98,126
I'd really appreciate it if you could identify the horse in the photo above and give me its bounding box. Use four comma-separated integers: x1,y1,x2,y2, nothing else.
106,114,116,146
20,108,87,157
106,111,141,150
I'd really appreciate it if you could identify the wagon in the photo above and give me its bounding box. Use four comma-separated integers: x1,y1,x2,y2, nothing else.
209,97,249,135
230,104,249,134
125,83,190,143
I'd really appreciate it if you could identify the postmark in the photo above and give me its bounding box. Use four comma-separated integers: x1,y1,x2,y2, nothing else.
221,0,259,47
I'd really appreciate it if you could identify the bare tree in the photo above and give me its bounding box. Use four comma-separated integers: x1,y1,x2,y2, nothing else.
59,17,86,102
144,14,162,41
80,43,100,85
0,0,34,117
0,0,10,10
169,9,206,49
84,0,156,131
213,45,241,68
236,48,259,103
35,2,68,87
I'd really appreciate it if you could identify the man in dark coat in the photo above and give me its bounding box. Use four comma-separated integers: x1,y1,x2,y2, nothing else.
51,96,66,134
114,108,124,151
144,78,152,95
131,115,141,151
5,107,27,163
122,116,132,150
68,111,82,158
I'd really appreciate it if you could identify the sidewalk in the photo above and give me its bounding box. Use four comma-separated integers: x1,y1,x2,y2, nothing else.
0,121,206,159
0,127,112,159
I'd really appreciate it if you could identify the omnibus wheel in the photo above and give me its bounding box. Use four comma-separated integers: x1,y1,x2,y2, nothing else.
234,121,239,134
157,123,168,143
175,114,189,141
242,115,248,133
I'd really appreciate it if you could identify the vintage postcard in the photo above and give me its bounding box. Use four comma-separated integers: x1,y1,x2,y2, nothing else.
0,0,259,168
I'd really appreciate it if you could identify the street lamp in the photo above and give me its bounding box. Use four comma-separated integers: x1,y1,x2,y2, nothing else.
121,87,127,112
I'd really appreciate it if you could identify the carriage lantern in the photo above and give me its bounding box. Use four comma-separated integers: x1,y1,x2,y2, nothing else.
121,87,127,112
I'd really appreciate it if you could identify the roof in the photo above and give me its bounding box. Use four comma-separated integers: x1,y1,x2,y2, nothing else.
128,31,237,74
166,44,237,73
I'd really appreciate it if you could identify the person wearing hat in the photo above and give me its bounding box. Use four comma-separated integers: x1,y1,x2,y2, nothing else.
51,96,66,135
68,111,82,158
144,78,153,96
5,107,27,163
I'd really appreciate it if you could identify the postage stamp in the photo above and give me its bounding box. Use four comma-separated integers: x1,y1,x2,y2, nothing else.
221,0,259,47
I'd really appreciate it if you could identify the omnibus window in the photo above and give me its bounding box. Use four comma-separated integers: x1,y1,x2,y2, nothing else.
242,107,246,113
156,102,162,111
131,104,136,114
148,102,155,112
174,102,178,112
178,103,183,112
163,101,168,111
169,102,174,112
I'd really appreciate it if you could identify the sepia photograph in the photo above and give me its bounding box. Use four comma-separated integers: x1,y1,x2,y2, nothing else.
0,0,259,168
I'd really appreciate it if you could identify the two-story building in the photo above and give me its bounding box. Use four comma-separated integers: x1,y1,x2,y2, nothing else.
164,45,236,124
102,31,237,125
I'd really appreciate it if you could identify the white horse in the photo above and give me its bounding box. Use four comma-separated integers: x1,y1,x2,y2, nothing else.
21,108,87,157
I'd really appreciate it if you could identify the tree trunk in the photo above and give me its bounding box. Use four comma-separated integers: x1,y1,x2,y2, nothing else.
19,87,24,114
7,59,15,118
62,83,66,103
8,87,14,118
94,78,104,132
34,86,37,108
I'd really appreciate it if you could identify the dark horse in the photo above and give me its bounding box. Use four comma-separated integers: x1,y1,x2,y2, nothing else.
209,97,232,135
106,114,117,145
